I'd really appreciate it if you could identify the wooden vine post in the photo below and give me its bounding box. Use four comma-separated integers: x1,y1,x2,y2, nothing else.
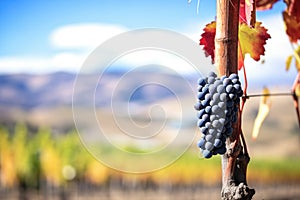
215,0,255,199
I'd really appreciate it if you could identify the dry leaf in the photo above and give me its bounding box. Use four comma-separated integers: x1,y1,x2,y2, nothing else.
252,87,271,140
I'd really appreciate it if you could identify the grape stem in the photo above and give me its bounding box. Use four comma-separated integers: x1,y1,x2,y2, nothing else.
244,92,294,98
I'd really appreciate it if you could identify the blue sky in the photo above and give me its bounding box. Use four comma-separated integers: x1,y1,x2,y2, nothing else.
0,0,297,88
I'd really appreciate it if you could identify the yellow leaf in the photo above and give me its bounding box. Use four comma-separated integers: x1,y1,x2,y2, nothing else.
296,84,300,97
286,55,293,71
294,45,300,71
252,87,271,140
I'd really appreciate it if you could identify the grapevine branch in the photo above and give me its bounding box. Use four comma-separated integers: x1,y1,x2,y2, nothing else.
244,92,294,98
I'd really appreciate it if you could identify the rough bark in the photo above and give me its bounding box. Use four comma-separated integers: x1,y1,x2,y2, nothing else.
215,0,255,199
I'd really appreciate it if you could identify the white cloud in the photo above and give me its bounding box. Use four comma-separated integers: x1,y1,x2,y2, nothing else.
0,52,86,74
114,49,199,74
0,23,128,74
50,23,128,50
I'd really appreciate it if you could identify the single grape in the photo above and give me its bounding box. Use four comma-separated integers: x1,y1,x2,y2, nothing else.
201,99,210,107
197,85,203,92
207,76,215,84
213,93,220,101
197,119,206,127
226,85,234,93
205,142,214,151
194,102,202,110
198,78,206,86
208,128,217,135
210,114,217,121
205,105,212,113
205,134,214,142
205,93,212,100
200,127,208,134
202,149,213,158
209,84,217,93
223,78,232,86
205,122,211,129
208,71,217,78
218,101,226,109
216,131,222,138
233,83,241,91
197,138,206,148
217,85,225,93
220,93,227,101
229,73,238,80
202,114,210,122
202,85,209,94
214,80,223,86
197,109,205,118
212,120,221,128
198,91,206,100
214,138,222,148
215,146,226,155
219,117,226,125
228,93,236,100
212,105,220,113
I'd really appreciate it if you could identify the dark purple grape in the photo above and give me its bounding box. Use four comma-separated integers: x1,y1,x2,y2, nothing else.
208,71,217,78
212,105,220,113
215,146,226,154
218,102,225,109
209,84,217,93
198,139,206,149
219,117,226,125
205,134,214,142
213,93,220,101
205,105,211,113
223,78,232,86
220,93,227,101
229,73,238,80
212,120,221,128
205,93,212,100
229,93,236,100
201,99,210,107
198,91,206,100
197,109,205,118
202,149,213,158
197,119,206,127
194,102,202,110
200,127,208,134
226,85,234,93
208,128,217,135
210,114,217,121
214,138,222,148
202,114,209,122
207,76,215,84
205,122,211,129
205,142,214,151
198,78,206,86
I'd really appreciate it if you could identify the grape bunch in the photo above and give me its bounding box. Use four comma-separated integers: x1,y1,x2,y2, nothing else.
194,72,243,158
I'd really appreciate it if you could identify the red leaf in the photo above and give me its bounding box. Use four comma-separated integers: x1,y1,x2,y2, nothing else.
256,0,279,10
199,21,216,64
283,10,300,43
284,0,300,21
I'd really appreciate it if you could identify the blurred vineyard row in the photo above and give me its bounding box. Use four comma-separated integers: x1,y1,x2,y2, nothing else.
1,124,300,199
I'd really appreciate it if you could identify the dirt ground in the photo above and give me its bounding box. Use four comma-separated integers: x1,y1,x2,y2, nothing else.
1,184,300,200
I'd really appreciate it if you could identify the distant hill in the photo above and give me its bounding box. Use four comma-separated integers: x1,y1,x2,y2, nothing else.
0,70,197,109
